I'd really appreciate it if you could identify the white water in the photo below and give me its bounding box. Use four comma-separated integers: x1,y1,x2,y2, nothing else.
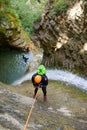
12,69,87,91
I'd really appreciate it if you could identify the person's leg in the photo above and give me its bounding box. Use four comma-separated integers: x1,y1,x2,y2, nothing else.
42,87,47,101
33,87,38,98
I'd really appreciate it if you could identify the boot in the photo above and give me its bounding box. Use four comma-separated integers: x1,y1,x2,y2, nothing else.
33,94,36,98
44,96,47,101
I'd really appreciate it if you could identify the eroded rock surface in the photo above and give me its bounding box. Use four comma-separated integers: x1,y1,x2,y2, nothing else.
31,0,87,76
0,81,87,130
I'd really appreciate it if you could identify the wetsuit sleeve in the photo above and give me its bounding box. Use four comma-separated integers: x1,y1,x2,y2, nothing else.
40,74,48,87
44,75,48,86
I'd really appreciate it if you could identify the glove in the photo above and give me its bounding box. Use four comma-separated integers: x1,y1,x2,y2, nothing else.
39,83,43,88
33,83,39,87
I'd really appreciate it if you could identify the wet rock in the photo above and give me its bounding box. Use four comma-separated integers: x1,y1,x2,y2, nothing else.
31,0,87,76
0,78,87,130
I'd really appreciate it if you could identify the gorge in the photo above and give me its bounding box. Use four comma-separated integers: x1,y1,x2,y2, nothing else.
0,0,87,130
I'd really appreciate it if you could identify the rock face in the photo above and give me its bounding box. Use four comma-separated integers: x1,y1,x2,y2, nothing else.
31,0,87,76
0,82,33,130
0,10,38,54
0,81,87,130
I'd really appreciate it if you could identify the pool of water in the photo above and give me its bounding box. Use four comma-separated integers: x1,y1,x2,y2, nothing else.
0,48,34,84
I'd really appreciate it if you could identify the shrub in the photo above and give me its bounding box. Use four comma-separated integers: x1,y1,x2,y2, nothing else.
10,0,47,35
51,0,69,14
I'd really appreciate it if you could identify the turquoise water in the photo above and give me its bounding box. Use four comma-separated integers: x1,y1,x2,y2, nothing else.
0,48,33,84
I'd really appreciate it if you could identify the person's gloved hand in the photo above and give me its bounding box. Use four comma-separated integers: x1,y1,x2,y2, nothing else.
33,83,39,87
39,83,43,88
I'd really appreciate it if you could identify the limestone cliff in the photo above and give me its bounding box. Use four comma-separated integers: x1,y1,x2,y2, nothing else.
0,8,38,54
31,0,87,76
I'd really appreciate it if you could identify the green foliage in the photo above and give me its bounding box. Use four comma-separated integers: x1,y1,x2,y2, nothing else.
0,1,20,25
51,0,69,14
9,0,47,35
0,0,47,35
5,8,20,22
0,0,10,6
0,10,9,23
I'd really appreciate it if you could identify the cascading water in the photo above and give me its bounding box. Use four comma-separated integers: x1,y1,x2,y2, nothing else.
13,69,87,91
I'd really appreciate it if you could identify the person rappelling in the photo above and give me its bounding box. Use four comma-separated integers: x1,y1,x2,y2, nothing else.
31,64,48,101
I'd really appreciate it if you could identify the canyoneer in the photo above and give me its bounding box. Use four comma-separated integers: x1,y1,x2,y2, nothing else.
32,64,48,101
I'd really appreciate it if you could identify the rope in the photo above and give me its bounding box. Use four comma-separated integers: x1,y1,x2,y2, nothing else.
23,89,38,130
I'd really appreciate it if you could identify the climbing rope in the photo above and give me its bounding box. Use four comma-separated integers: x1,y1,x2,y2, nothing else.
23,88,38,130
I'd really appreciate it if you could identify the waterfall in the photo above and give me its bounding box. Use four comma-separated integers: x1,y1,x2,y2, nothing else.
12,69,87,91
